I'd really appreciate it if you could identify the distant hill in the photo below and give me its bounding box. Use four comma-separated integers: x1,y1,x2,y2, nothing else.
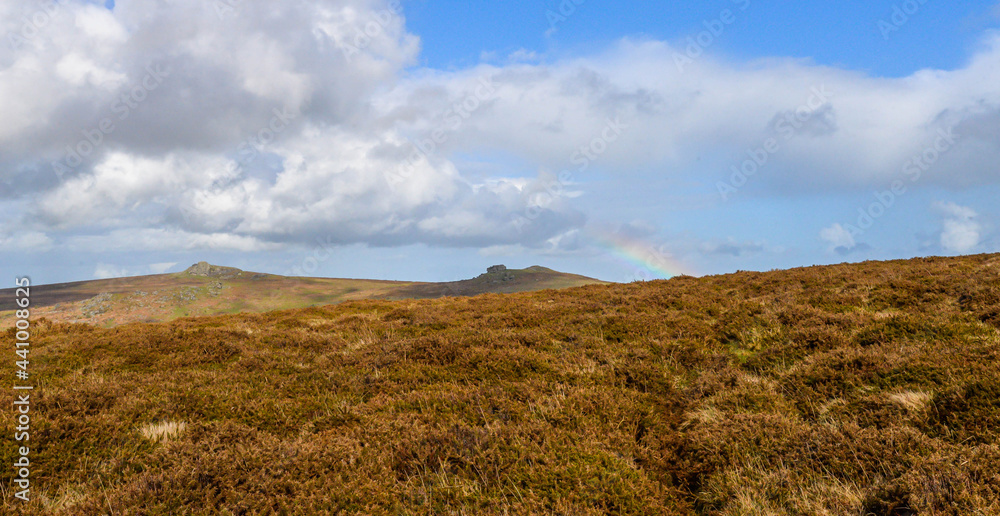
4,253,1000,514
0,262,608,327
387,265,607,298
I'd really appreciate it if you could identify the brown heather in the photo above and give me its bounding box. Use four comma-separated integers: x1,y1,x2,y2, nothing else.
3,253,1000,514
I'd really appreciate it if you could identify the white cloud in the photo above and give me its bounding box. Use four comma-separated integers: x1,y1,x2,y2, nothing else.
935,201,977,220
148,262,177,274
935,201,981,253
37,152,235,227
55,53,127,87
820,223,856,251
0,0,419,165
68,228,282,253
73,4,128,43
3,2,1000,260
93,263,129,279
0,231,54,252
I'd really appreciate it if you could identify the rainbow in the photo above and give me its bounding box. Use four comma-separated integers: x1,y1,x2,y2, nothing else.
590,229,698,280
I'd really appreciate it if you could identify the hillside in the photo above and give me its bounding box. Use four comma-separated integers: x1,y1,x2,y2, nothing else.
3,253,1000,514
388,265,606,298
0,263,607,328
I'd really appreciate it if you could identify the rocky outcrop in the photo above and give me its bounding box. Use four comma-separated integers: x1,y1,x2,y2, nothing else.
184,262,244,279
81,293,113,318
481,265,515,283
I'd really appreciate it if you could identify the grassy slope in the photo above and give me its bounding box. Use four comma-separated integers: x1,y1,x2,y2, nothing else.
2,254,1000,514
0,267,607,328
0,273,415,328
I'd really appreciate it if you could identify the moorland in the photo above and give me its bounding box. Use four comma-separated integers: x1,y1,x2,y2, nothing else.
3,253,1000,514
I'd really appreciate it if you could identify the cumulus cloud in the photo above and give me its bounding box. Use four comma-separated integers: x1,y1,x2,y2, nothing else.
935,201,981,253
93,262,129,279
66,228,283,253
3,2,1000,259
376,38,1000,193
820,223,856,251
0,230,54,252
0,0,417,178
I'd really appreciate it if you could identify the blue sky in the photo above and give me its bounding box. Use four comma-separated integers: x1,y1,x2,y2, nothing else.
1,0,1000,285
406,0,995,76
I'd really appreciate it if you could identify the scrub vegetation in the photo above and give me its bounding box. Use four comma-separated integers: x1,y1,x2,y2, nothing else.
3,253,1000,514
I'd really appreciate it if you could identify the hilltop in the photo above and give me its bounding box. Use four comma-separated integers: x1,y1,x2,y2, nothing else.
2,253,1000,514
0,263,608,327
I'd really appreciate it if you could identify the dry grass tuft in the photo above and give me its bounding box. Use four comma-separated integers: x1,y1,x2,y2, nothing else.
889,390,933,413
38,486,88,512
139,421,188,443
